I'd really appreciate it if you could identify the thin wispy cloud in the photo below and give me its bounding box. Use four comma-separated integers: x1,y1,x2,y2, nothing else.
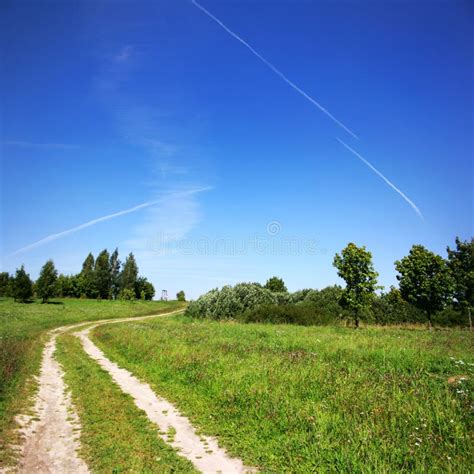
6,188,210,257
191,0,358,139
336,138,424,221
3,141,78,150
126,186,211,253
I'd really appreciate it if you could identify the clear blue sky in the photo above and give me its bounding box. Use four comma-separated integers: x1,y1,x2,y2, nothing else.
1,0,472,299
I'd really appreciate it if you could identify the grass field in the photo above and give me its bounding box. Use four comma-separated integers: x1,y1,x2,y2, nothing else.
92,317,473,473
0,297,184,466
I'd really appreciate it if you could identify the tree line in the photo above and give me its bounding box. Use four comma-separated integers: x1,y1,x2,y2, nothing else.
0,249,155,303
187,237,473,329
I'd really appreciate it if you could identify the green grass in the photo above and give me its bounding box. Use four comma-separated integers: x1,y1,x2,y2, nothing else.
0,297,185,467
93,317,474,473
55,334,197,473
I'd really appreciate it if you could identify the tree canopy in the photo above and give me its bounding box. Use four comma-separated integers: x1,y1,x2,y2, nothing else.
395,245,453,328
446,237,473,329
13,265,33,303
36,260,58,303
264,276,287,293
333,243,379,327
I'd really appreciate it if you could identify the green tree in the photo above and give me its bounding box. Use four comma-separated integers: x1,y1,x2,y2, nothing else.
447,237,474,330
109,248,121,299
333,243,379,328
56,274,75,298
94,249,111,299
0,272,13,297
80,252,97,298
135,276,155,300
13,265,33,303
395,245,454,329
264,276,287,293
36,260,58,303
176,290,186,302
120,253,138,295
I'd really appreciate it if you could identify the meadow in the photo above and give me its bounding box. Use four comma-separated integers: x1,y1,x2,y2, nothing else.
92,317,473,473
0,297,184,466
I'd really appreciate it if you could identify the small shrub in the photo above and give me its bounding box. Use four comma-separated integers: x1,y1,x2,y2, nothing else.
120,288,136,301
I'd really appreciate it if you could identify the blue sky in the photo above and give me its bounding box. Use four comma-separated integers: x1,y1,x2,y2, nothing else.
1,0,472,299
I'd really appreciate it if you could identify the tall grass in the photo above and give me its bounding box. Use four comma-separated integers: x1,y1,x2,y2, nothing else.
93,317,473,472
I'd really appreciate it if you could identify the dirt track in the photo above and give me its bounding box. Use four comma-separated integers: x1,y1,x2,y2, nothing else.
14,311,254,473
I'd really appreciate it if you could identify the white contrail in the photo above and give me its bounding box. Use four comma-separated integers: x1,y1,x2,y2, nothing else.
7,188,211,257
336,138,424,220
191,0,358,139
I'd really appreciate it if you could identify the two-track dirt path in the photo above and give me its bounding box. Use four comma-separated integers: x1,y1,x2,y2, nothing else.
16,331,88,474
14,311,254,474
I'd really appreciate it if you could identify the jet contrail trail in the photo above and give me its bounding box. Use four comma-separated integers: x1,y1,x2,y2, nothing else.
7,188,211,257
191,0,358,139
336,138,424,220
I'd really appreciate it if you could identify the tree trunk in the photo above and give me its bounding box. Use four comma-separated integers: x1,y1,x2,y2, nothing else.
427,311,432,331
468,306,472,332
354,310,359,329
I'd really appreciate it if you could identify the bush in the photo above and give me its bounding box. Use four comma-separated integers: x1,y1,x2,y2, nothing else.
185,283,278,320
433,305,469,327
304,286,348,321
120,288,136,301
238,302,336,326
370,288,424,325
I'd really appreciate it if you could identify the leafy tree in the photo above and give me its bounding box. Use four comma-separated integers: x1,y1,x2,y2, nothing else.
94,249,111,299
36,260,58,303
109,248,121,300
395,245,454,329
333,243,379,328
0,272,13,297
135,277,155,300
56,274,81,298
13,265,33,303
447,237,474,330
264,276,287,293
121,253,138,292
80,252,97,298
176,290,186,302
